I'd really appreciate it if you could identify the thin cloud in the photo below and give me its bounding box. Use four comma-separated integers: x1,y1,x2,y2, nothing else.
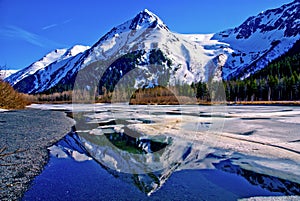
42,19,72,31
42,23,58,30
0,25,66,48
63,19,72,24
0,25,44,47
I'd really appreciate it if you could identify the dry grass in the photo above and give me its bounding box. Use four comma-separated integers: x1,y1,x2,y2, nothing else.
0,80,29,109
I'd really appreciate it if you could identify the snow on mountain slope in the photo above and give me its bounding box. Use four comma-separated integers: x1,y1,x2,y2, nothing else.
5,49,67,86
0,70,18,79
79,9,228,86
12,9,227,94
8,1,300,94
5,45,89,87
213,0,300,79
30,45,90,93
82,9,169,65
13,46,90,93
62,45,90,58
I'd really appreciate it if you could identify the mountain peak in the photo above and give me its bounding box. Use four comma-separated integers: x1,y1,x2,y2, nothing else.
141,8,154,16
139,9,160,20
9,2,300,93
215,0,300,40
63,45,90,58
129,9,169,30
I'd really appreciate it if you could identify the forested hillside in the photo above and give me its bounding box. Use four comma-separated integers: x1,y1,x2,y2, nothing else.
194,40,300,102
224,40,300,101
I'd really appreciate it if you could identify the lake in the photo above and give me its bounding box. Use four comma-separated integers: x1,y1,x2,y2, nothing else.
22,104,300,200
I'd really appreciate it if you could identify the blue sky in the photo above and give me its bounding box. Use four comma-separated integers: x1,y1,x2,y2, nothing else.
0,0,293,70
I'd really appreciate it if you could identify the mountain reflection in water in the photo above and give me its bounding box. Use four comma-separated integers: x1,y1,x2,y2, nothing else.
23,105,300,200
23,131,294,201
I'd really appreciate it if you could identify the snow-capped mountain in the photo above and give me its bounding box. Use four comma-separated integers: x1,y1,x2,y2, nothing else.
213,0,300,79
5,1,300,94
7,9,227,94
5,45,89,89
5,49,67,86
0,70,18,79
74,8,229,89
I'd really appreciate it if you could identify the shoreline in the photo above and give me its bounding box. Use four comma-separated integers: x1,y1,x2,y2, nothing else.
0,109,74,200
1,103,299,200
23,104,300,200
227,101,300,106
25,100,300,106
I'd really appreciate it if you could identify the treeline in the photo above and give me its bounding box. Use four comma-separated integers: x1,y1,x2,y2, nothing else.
98,40,300,103
0,80,73,108
28,47,300,104
224,41,300,101
4,41,298,106
194,40,300,102
31,91,73,103
129,86,197,105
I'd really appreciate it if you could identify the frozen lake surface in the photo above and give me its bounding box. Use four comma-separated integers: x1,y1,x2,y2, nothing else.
23,104,300,200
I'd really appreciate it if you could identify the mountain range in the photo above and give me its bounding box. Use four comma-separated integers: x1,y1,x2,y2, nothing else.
5,0,300,94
